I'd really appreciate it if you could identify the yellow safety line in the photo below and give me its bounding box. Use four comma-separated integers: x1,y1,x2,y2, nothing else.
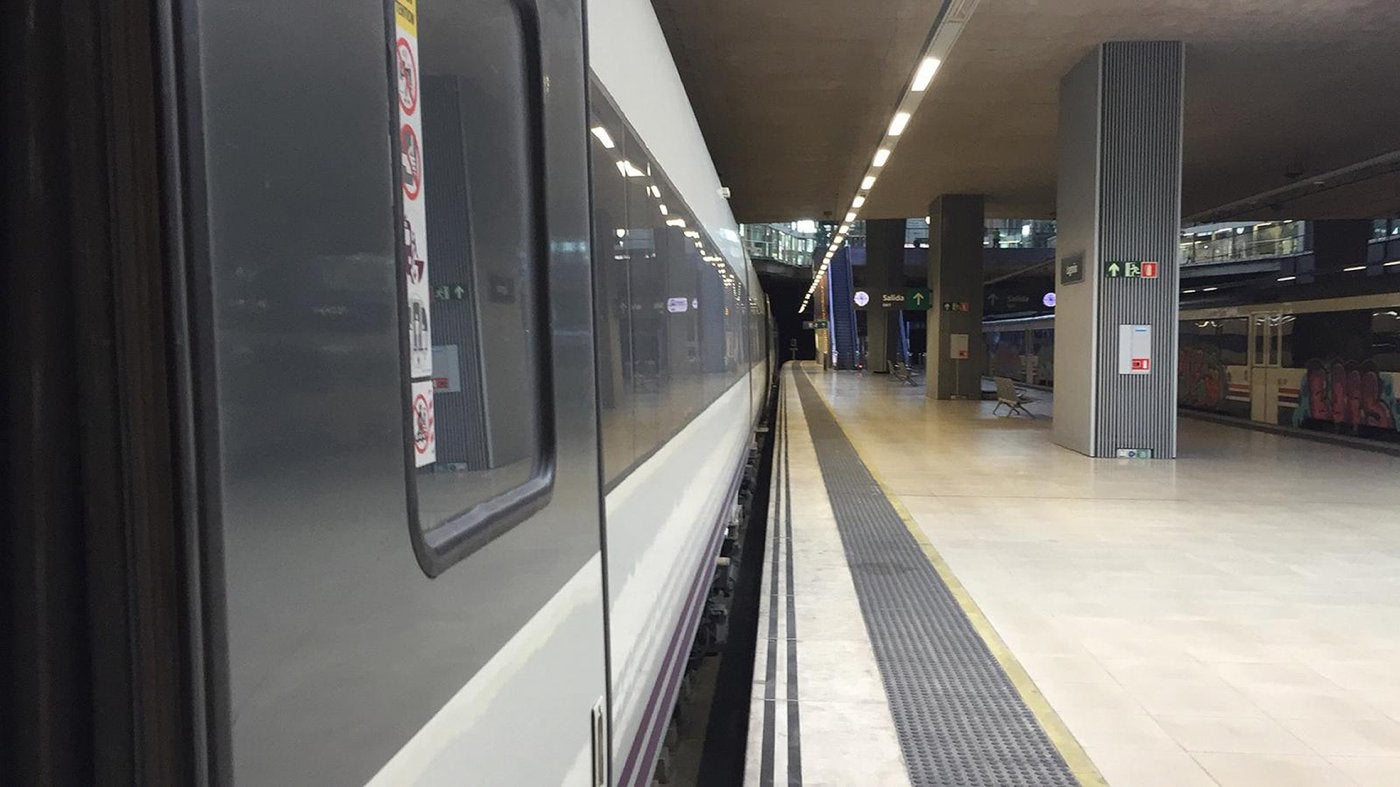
796,364,1107,787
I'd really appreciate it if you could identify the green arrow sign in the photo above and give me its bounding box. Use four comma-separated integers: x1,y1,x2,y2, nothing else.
1104,261,1159,279
905,287,932,311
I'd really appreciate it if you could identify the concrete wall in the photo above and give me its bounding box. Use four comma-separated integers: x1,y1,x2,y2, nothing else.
1051,53,1102,455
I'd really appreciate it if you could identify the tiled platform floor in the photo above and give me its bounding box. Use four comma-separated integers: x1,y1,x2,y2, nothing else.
798,365,1400,787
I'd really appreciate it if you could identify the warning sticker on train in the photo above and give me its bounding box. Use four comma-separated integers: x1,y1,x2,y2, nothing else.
395,0,432,380
396,37,418,116
411,380,436,467
400,124,422,201
394,0,417,37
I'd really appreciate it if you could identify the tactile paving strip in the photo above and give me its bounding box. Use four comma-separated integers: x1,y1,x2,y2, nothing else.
792,371,1079,787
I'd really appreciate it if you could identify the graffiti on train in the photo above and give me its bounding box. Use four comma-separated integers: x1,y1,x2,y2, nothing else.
1178,346,1225,408
1293,358,1400,431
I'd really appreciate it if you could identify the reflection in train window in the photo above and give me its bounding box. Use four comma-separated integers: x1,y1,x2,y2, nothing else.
588,84,748,486
396,0,552,572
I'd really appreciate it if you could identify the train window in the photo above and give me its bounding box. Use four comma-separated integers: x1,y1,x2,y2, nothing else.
587,82,748,486
394,0,552,575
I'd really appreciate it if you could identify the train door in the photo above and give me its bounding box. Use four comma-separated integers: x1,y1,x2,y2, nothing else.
184,0,608,783
1248,312,1284,423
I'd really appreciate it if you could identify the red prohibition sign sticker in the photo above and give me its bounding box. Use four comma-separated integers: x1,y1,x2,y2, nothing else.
400,123,422,201
396,38,418,116
413,393,434,455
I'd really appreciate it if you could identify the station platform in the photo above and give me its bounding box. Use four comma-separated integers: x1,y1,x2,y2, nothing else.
745,362,1400,787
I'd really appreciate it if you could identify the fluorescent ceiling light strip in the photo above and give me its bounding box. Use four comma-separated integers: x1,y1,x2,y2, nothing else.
590,126,615,149
911,57,941,91
872,148,890,167
845,211,857,223
861,175,876,190
888,112,911,136
852,195,866,208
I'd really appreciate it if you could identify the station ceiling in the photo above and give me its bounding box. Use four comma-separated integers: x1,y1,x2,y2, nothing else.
652,0,1400,224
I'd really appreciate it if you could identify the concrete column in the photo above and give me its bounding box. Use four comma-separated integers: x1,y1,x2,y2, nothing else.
864,218,906,373
1052,41,1184,458
926,195,985,399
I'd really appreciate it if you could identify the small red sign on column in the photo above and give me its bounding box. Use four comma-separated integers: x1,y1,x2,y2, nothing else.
1141,261,1159,279
1131,358,1151,371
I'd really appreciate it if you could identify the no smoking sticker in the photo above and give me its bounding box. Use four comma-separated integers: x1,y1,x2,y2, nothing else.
396,37,418,116
400,124,422,201
412,380,436,466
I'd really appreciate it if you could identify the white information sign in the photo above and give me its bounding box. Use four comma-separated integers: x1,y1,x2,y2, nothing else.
1118,324,1152,374
396,0,432,380
431,345,461,393
950,333,970,360
411,379,436,467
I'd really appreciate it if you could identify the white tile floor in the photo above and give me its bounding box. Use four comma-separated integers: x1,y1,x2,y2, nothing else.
745,375,908,786
797,365,1400,787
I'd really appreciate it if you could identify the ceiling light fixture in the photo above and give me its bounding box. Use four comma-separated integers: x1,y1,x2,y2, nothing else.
800,2,975,314
911,57,941,91
590,126,615,149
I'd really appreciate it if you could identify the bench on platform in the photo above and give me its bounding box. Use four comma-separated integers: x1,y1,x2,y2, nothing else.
992,376,1036,417
890,359,918,385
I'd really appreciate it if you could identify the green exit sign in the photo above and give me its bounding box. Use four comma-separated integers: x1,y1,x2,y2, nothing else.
1104,261,1160,279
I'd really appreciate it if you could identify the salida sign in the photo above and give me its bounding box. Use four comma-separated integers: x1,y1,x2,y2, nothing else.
854,288,932,310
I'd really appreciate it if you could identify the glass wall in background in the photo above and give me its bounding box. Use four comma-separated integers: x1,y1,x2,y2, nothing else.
902,218,1057,249
1179,221,1306,265
740,221,817,267
1374,219,1400,241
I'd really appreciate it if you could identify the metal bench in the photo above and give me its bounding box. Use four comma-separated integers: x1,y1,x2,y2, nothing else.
890,358,918,385
992,376,1036,417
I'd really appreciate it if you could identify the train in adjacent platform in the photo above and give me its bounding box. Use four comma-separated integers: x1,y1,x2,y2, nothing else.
6,0,773,784
985,291,1400,443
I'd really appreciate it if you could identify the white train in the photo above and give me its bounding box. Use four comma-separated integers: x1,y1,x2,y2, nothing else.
5,0,771,784
985,291,1400,441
